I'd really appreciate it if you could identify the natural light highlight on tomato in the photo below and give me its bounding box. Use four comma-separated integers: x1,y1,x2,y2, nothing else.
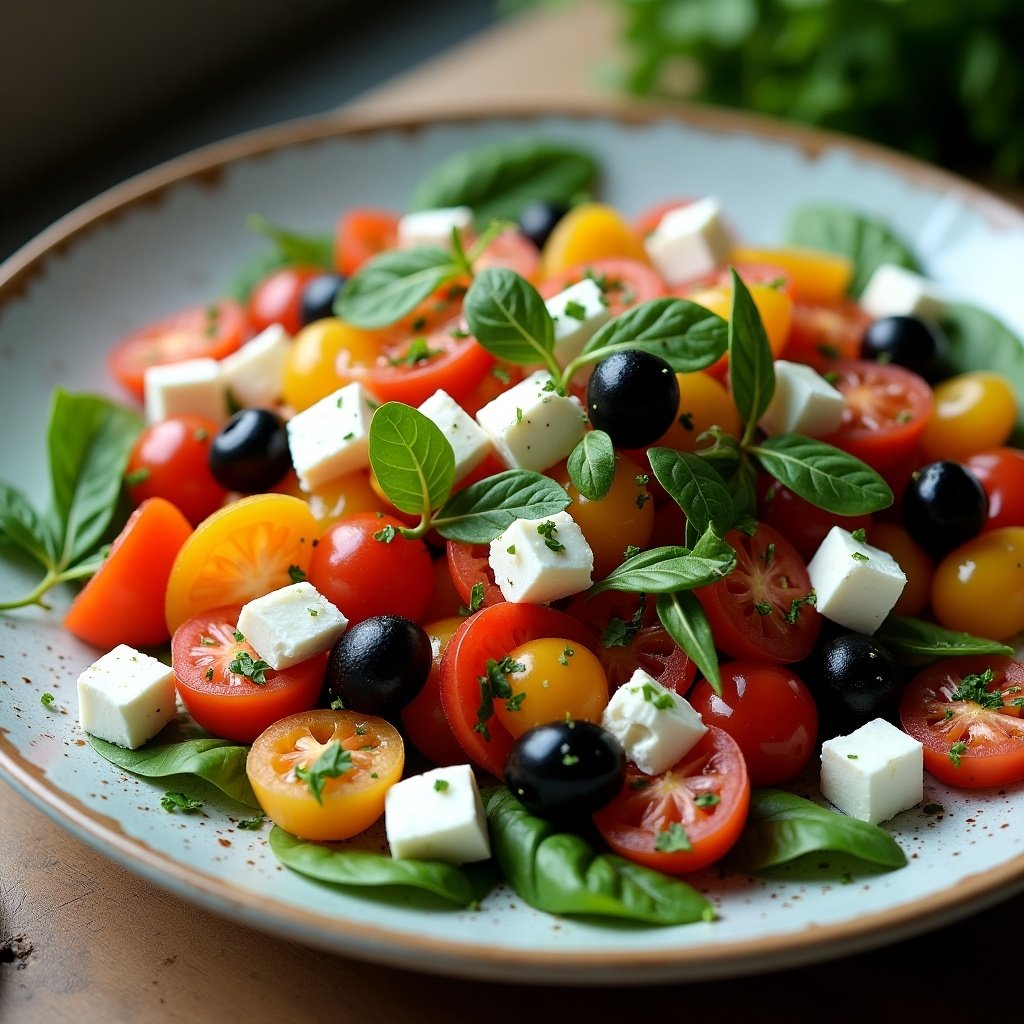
919,371,1017,463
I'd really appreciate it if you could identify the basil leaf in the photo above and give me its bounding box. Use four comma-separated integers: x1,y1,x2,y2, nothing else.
751,435,893,515
0,483,55,566
88,734,259,808
727,269,775,444
656,591,721,696
566,430,615,501
486,788,713,925
941,303,1024,445
874,616,1014,658
728,789,907,872
463,268,555,367
334,247,462,329
409,138,599,227
785,205,919,298
246,213,334,269
579,298,728,372
433,470,570,544
647,447,733,537
269,826,480,906
590,532,735,596
368,403,455,516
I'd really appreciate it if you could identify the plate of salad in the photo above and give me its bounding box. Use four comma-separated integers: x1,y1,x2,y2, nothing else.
1,104,1023,984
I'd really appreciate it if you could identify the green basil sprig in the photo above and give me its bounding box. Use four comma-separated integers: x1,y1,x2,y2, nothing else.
566,430,616,501
728,269,776,445
647,447,733,538
228,214,334,302
656,590,721,696
874,616,1014,658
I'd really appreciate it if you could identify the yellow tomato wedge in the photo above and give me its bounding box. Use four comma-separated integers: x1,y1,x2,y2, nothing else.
731,246,853,304
541,203,649,277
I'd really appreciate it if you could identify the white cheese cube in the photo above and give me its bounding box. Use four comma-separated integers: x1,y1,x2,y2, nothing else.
859,264,947,320
236,581,348,670
759,360,846,437
820,718,923,824
219,324,290,409
643,197,732,285
144,357,228,425
77,645,177,749
488,509,593,604
474,370,587,472
286,382,377,491
385,764,491,864
601,669,707,776
397,206,473,250
545,278,611,372
807,527,906,635
417,389,491,483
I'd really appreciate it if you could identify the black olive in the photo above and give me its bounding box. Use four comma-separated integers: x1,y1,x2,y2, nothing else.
517,202,570,250
299,272,346,327
504,719,626,822
901,460,988,559
208,408,291,492
860,315,949,382
586,350,680,449
327,615,432,717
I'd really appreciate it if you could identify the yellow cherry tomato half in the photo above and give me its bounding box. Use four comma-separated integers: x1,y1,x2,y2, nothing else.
652,371,742,453
919,371,1017,463
165,493,317,633
540,203,649,277
283,318,384,412
247,709,404,841
730,246,853,304
867,522,932,618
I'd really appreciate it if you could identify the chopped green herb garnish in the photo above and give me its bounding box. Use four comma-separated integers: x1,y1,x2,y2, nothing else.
505,692,526,712
161,791,203,814
851,551,870,562
40,692,55,707
694,793,721,808
948,741,968,767
227,651,270,685
237,816,264,830
515,407,523,424
851,528,867,543
294,742,352,804
563,299,587,321
124,467,151,487
654,822,692,852
434,779,450,792
785,591,817,625
536,520,565,552
288,565,307,584
458,580,485,616
506,544,516,555
754,601,773,616
952,668,1002,710
330,697,344,710
634,682,674,710
374,525,397,543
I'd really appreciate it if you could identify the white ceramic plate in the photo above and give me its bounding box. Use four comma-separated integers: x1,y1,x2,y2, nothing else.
2,104,1023,985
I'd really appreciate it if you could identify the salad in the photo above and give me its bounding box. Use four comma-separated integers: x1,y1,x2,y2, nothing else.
3,135,1024,927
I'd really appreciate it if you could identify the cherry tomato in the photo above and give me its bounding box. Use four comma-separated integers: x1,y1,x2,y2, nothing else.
900,656,1024,788
593,726,750,875
540,203,650,277
446,540,505,612
107,300,248,401
335,208,399,276
781,299,871,372
307,512,434,626
274,468,387,533
643,371,742,455
246,265,324,335
474,229,541,282
439,603,596,778
730,246,853,303
964,447,1024,531
688,662,818,785
247,709,404,840
125,415,228,526
540,258,666,318
282,318,384,412
172,605,325,743
866,522,932,618
919,371,1017,463
696,523,820,664
819,359,933,471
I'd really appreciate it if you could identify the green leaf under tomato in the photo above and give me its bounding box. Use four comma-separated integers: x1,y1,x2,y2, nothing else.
874,616,1014,658
566,430,616,501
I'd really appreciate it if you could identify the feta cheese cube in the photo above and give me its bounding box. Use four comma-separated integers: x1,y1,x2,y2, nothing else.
385,764,491,864
807,526,907,635
545,278,611,373
474,370,586,472
759,360,846,437
144,357,228,424
859,264,947,320
601,669,707,775
488,509,593,604
396,206,473,250
77,645,177,749
236,581,348,670
286,382,377,491
220,324,290,409
417,389,491,483
643,197,732,285
820,718,923,824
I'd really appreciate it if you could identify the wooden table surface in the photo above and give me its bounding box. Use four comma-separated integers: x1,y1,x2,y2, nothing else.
2,5,1022,1020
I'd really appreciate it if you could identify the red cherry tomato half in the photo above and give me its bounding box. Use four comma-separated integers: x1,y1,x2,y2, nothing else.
335,208,399,276
540,258,667,317
474,229,541,282
780,299,871,371
963,447,1024,531
446,540,505,611
246,265,324,335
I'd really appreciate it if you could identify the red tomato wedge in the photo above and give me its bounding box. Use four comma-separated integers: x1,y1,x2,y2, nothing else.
446,540,505,611
540,258,667,317
335,209,399,276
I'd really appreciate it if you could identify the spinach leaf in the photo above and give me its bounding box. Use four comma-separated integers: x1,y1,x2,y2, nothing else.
656,590,721,696
874,616,1014,658
566,430,616,501
727,789,907,872
486,788,713,925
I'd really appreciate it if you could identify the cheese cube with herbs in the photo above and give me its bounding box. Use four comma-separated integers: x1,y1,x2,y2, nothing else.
643,197,732,285
235,581,348,670
417,389,491,483
219,324,290,409
286,382,377,491
807,527,907,635
602,669,707,775
77,644,177,749
385,763,491,864
545,278,611,372
474,370,587,472
488,509,593,604
144,357,228,425
820,718,923,824
759,360,846,437
396,206,473,250
859,263,947,320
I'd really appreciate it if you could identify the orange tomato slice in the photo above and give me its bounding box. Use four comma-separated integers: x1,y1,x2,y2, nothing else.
730,246,853,304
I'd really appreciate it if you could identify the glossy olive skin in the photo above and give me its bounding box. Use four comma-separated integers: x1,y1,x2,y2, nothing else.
298,272,347,327
860,315,949,382
327,615,432,717
517,201,570,249
208,408,291,492
901,459,988,559
586,350,680,448
504,719,626,822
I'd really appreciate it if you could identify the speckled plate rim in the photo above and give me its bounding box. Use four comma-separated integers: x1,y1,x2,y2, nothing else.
1,98,1023,985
